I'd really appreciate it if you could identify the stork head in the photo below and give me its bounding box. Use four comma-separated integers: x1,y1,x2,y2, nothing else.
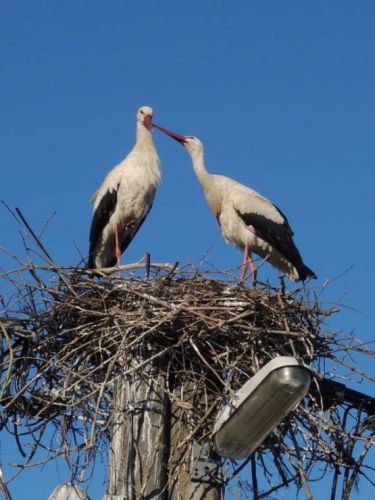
182,136,204,155
153,124,203,156
137,106,153,131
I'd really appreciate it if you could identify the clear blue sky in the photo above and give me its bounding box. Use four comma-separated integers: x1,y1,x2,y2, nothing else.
1,1,374,498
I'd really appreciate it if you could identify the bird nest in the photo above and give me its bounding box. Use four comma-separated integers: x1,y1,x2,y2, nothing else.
1,259,375,499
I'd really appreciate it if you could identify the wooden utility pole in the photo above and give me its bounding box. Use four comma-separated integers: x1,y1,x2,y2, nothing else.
104,356,223,500
105,356,169,499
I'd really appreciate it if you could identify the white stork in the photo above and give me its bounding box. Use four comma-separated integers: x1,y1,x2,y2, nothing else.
153,124,316,282
88,106,161,269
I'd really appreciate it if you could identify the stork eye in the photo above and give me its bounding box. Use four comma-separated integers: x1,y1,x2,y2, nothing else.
140,110,144,115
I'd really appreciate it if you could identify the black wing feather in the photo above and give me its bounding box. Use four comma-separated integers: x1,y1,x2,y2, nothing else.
119,201,154,255
235,206,315,279
272,204,294,236
98,201,154,269
88,187,118,268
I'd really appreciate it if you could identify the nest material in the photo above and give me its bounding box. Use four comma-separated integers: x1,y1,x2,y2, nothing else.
1,262,374,498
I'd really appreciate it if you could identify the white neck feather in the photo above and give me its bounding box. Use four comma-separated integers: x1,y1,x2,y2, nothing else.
188,148,221,216
189,149,210,186
135,122,155,148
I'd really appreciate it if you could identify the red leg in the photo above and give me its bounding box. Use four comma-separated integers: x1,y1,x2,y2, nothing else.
240,243,257,285
115,225,121,266
240,243,250,282
246,252,257,285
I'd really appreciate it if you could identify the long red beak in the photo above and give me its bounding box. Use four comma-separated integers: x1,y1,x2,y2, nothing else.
153,124,187,144
143,114,152,131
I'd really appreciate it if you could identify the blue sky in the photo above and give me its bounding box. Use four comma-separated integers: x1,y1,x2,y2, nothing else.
1,1,374,498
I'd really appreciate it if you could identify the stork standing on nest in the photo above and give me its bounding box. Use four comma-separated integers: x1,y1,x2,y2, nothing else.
88,106,161,269
153,124,316,283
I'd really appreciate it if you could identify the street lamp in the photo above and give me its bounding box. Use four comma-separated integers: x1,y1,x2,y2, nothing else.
213,356,311,460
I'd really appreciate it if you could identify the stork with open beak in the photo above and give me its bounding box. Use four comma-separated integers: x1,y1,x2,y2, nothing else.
88,106,161,269
153,124,316,283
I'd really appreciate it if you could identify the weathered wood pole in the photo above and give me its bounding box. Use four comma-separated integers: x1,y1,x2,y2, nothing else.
105,355,169,499
105,357,223,499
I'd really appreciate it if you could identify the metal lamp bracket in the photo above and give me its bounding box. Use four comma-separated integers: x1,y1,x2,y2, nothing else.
191,439,221,483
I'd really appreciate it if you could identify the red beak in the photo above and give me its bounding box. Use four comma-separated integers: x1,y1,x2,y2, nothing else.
153,123,187,145
143,114,152,131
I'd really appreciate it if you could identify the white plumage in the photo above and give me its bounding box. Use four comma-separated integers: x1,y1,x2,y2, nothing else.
88,106,161,269
154,125,316,282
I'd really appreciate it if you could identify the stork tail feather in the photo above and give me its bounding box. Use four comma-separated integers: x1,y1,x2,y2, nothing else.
298,264,317,281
